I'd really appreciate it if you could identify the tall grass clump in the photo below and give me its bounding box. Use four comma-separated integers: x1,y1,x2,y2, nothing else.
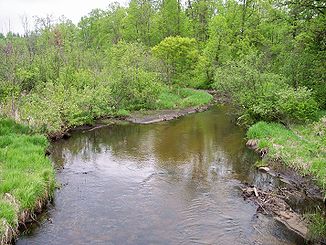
306,211,326,242
247,120,326,189
0,118,55,243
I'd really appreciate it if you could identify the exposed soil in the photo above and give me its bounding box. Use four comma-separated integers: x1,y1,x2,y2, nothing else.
126,105,210,124
245,139,326,244
50,90,224,140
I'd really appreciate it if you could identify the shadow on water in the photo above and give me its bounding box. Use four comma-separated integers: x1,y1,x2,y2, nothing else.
17,105,304,245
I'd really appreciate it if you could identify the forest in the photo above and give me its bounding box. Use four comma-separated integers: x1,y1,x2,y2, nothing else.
0,0,325,243
0,0,325,132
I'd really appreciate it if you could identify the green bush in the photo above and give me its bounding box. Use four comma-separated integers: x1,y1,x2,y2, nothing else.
277,86,318,123
239,83,318,125
108,42,164,110
111,68,163,110
19,70,113,133
152,36,199,86
213,57,319,125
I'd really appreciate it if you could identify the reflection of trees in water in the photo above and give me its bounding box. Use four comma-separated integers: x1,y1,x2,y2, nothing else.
50,130,104,168
50,106,258,183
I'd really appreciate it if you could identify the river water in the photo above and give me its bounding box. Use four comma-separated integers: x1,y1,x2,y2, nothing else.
17,106,303,245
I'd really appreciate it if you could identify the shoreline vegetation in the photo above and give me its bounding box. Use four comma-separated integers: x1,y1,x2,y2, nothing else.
247,120,326,191
0,91,213,245
0,118,55,244
0,0,325,243
246,119,326,241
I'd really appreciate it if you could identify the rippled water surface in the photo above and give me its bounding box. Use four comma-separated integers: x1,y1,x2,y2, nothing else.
17,106,303,245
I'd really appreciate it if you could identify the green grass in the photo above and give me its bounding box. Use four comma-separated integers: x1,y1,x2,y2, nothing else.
114,109,130,117
0,118,55,242
247,119,326,240
156,87,213,109
247,119,326,189
306,211,326,241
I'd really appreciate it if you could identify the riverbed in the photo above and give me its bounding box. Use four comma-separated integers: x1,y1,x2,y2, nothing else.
16,106,304,245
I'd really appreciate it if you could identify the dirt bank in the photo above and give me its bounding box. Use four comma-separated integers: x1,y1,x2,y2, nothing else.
245,139,326,244
51,90,223,140
126,105,210,124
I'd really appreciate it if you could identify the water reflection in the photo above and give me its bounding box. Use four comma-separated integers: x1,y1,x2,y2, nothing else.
51,106,257,183
17,105,302,245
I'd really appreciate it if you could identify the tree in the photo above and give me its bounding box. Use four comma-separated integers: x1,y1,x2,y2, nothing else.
186,0,217,42
123,0,154,45
160,0,182,37
152,36,199,85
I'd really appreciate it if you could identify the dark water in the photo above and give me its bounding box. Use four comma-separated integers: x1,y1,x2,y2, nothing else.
17,106,303,245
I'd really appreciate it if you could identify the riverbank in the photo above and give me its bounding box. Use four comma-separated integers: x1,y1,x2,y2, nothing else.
59,90,215,137
16,105,307,245
125,91,230,124
247,119,326,192
45,88,214,139
246,119,326,242
0,90,214,245
2,99,325,244
0,118,55,245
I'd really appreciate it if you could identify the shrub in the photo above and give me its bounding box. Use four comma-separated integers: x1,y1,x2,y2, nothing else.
19,70,113,133
152,36,199,86
213,57,319,125
109,42,164,110
277,86,318,123
111,68,163,110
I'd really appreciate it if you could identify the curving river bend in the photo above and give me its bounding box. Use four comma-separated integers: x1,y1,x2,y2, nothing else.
17,106,303,245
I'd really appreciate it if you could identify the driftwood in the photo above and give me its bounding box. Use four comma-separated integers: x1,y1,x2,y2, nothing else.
242,185,308,240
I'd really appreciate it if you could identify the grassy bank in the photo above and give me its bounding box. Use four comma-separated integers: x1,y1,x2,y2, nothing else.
247,118,326,240
13,87,213,137
0,118,55,244
155,88,213,109
247,118,326,190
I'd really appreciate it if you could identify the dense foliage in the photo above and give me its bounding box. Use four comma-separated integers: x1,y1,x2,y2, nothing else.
0,0,325,131
0,0,325,241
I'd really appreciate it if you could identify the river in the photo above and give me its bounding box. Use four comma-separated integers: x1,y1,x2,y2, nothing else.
17,105,304,245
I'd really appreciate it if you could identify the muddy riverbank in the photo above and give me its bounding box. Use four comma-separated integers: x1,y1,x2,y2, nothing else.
16,105,317,245
58,90,223,139
244,140,325,243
